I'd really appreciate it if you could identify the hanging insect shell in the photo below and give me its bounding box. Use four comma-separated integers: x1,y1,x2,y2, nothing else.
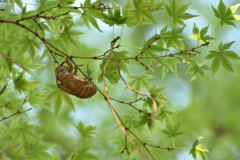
55,60,97,99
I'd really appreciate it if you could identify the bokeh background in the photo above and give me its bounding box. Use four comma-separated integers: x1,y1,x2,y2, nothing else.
3,0,240,159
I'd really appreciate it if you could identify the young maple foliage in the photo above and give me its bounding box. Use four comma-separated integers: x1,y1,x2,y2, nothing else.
0,0,240,160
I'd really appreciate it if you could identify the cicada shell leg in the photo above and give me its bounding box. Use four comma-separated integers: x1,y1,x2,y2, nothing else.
59,61,66,66
73,64,84,75
65,59,73,72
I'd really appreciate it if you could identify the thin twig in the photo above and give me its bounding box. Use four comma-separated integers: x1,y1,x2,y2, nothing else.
71,136,82,160
18,0,68,21
71,42,208,60
97,89,151,115
110,104,152,159
0,96,32,121
0,19,69,58
0,51,28,71
145,143,175,151
101,37,151,159
111,37,157,128
0,84,7,95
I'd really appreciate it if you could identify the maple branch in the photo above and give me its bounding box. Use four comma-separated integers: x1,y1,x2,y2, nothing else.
0,51,29,71
71,42,209,60
0,84,7,95
0,96,32,121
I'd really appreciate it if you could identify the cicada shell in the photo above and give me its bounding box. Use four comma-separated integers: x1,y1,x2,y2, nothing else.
55,60,97,99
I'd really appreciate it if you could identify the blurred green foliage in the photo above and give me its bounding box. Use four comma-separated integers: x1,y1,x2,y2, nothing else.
0,0,240,160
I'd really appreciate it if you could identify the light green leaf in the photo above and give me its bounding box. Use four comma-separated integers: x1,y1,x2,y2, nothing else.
162,120,185,138
82,13,103,32
174,120,182,132
189,23,213,43
98,51,130,84
186,62,210,81
211,54,221,74
54,91,63,116
166,122,173,133
109,137,125,153
127,73,153,91
165,0,198,25
61,92,75,112
157,105,174,123
161,129,170,135
12,36,39,61
43,85,76,116
132,0,164,25
196,145,209,153
212,0,240,27
230,3,240,14
219,41,234,51
149,45,168,52
160,27,188,49
196,151,208,160
189,137,209,160
13,72,37,93
160,57,180,79
74,121,97,139
233,14,240,20
135,113,153,130
204,41,240,75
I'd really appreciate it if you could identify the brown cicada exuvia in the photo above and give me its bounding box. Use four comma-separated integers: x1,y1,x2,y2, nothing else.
55,59,97,99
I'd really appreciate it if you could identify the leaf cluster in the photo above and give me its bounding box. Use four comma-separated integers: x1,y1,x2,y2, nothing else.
0,0,240,160
161,121,185,138
189,137,209,160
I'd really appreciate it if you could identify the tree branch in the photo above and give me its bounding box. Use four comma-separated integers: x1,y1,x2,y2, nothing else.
0,51,28,71
0,96,32,121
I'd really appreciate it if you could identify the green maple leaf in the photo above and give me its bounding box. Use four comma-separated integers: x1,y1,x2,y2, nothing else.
30,142,53,160
161,120,185,138
189,23,213,43
59,25,83,48
75,146,99,160
81,12,103,32
109,137,126,153
98,62,120,84
212,0,240,27
74,121,98,139
110,136,135,153
135,112,153,130
13,72,37,94
127,73,153,91
157,105,174,123
189,137,209,160
125,73,153,98
12,121,39,142
140,35,168,71
159,27,189,49
122,0,137,27
142,84,168,110
98,51,130,84
148,84,168,103
205,41,240,75
133,0,164,26
186,62,211,81
80,0,106,32
165,0,198,25
11,35,40,61
44,84,75,116
160,57,181,79
102,3,127,26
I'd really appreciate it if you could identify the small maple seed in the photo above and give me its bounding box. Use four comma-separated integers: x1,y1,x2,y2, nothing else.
55,59,97,99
